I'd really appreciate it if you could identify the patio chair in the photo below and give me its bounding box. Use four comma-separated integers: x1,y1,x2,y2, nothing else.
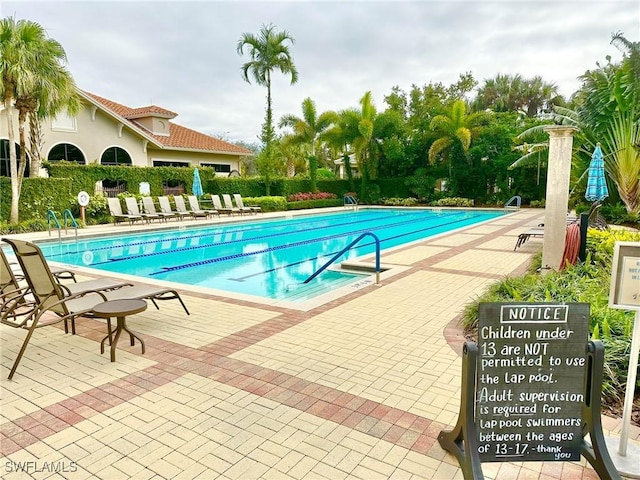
158,196,190,221
174,196,208,219
125,197,161,223
222,194,243,215
232,194,258,215
8,258,77,283
1,248,129,328
210,194,234,215
2,238,190,379
188,195,219,218
514,227,544,250
107,197,143,225
142,197,176,222
1,248,37,326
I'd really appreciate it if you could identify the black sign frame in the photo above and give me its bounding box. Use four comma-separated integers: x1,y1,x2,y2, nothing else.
438,302,620,480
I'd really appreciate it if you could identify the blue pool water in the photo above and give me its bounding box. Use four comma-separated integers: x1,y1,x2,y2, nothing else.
38,208,506,301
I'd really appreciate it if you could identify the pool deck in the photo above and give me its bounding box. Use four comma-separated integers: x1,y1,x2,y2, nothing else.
2,208,639,479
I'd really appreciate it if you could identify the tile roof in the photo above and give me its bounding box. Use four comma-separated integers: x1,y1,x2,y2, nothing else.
82,90,252,155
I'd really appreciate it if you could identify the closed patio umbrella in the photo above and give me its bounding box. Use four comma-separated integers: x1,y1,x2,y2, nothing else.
585,144,608,202
192,168,204,197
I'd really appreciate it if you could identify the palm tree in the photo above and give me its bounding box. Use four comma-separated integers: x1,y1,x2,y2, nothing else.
237,23,298,152
1,17,76,223
15,41,79,178
324,109,360,191
428,100,482,196
279,97,336,191
351,92,378,197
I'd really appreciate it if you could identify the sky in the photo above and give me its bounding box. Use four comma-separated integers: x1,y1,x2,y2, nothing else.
2,1,638,145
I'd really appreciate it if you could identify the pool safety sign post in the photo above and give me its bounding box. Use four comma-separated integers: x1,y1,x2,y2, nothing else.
438,302,620,480
607,241,640,470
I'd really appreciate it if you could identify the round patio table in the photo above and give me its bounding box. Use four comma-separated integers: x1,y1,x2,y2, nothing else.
93,299,147,362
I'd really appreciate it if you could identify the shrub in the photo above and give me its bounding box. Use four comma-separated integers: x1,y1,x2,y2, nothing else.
243,196,287,212
432,197,474,207
461,228,640,406
287,192,337,202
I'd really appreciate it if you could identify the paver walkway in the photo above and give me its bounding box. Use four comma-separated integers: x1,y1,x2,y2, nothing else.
1,208,638,479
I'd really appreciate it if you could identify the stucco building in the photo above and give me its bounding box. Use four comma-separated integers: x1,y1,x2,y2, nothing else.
0,89,252,182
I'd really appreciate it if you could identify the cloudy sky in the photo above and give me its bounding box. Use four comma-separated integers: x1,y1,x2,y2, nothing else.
2,1,638,144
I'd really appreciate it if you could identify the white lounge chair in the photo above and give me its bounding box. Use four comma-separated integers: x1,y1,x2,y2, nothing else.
158,196,190,221
211,194,234,215
142,197,176,222
174,196,207,219
232,194,256,214
125,197,161,223
107,197,143,225
222,194,243,215
188,196,218,218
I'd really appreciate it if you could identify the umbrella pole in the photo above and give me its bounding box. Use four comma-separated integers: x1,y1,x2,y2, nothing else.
618,309,640,457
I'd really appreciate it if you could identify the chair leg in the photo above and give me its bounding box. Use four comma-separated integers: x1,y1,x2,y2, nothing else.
9,314,41,380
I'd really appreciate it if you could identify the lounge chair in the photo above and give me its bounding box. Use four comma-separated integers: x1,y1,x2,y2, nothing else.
1,248,130,327
107,197,143,225
1,248,37,326
174,196,208,219
125,197,161,223
142,197,176,222
233,194,258,214
2,238,190,379
211,194,234,215
514,227,544,250
158,196,190,221
188,195,219,218
8,258,77,283
222,194,243,215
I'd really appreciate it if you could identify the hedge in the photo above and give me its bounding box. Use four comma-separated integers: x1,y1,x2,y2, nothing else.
0,177,74,222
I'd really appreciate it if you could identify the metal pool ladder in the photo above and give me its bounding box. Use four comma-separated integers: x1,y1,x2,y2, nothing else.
344,194,358,210
304,232,381,285
47,209,78,242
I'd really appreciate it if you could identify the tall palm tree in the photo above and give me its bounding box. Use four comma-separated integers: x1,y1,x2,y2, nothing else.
0,17,76,223
15,42,79,178
324,109,360,191
237,23,298,152
428,100,482,196
279,97,336,191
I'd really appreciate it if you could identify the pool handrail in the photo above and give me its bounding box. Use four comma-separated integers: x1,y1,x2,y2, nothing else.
344,195,358,209
504,195,522,209
46,210,61,240
63,209,79,241
303,232,380,285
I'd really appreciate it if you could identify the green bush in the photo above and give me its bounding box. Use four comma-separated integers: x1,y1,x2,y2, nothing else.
432,197,474,207
461,228,640,406
244,196,287,212
380,197,419,206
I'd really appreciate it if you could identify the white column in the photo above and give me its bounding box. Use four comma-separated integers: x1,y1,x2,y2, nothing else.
541,126,578,271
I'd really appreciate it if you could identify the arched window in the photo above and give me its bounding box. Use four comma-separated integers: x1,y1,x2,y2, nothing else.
101,147,132,166
0,139,29,177
48,143,86,164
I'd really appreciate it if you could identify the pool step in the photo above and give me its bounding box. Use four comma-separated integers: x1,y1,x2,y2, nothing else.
340,260,390,273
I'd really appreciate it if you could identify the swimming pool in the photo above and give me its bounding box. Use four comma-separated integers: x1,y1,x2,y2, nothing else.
38,208,507,301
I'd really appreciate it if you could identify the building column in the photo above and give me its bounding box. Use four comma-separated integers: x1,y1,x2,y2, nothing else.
541,125,578,271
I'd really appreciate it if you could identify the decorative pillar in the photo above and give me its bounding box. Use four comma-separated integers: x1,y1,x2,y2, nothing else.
541,126,578,271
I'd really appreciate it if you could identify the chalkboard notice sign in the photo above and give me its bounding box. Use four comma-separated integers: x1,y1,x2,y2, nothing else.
476,303,589,462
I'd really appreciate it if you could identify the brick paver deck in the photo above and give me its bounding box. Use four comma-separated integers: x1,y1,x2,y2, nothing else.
2,208,638,479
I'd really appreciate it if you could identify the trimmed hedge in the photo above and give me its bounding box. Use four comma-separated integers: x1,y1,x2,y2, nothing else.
0,177,74,222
